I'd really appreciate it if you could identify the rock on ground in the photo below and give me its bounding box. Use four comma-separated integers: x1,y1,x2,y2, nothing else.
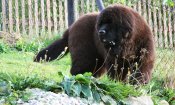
125,96,154,105
1,88,162,105
17,88,104,105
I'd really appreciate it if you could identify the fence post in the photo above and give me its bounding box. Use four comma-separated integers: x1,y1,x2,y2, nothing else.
8,0,13,33
46,0,51,38
21,0,26,35
67,0,75,26
53,0,58,34
96,0,104,11
28,0,33,36
41,0,45,35
34,0,39,36
15,0,20,33
2,0,7,31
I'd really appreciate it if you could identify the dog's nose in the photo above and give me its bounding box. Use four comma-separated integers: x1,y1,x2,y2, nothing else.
98,30,106,35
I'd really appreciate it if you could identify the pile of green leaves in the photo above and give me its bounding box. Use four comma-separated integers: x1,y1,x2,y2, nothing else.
0,74,62,104
60,72,140,104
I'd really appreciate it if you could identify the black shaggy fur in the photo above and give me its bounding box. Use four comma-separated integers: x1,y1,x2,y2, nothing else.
34,4,155,84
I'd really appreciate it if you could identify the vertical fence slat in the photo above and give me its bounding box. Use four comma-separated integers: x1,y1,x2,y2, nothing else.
77,0,80,17
158,0,163,48
41,0,45,34
152,0,158,47
80,0,85,15
92,0,96,12
135,0,139,11
147,0,155,47
22,0,26,34
59,0,64,31
125,0,129,6
137,0,142,15
86,0,90,13
64,0,68,29
9,0,13,33
132,1,137,11
162,5,168,48
34,0,39,36
28,0,33,36
167,7,173,48
15,0,20,33
74,0,78,20
172,13,175,47
147,0,152,26
53,0,58,34
2,0,6,32
143,0,147,22
46,0,51,38
46,0,51,37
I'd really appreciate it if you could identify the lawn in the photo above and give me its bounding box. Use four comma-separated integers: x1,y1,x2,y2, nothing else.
0,38,175,104
0,51,71,82
0,48,174,84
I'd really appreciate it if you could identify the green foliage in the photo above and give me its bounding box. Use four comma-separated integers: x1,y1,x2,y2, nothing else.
0,81,11,96
3,90,31,105
0,14,2,30
0,0,1,12
14,35,61,52
0,71,139,104
0,34,61,53
0,49,174,104
151,87,175,105
15,40,41,52
163,0,175,6
140,78,175,105
0,41,11,53
0,73,62,104
0,73,61,92
0,38,174,104
0,39,41,53
60,72,140,104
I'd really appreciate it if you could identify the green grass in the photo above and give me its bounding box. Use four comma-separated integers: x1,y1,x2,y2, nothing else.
153,48,175,89
0,51,71,82
0,51,141,104
0,37,175,104
0,50,173,104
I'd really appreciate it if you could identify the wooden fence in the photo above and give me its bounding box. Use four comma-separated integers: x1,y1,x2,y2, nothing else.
0,0,175,48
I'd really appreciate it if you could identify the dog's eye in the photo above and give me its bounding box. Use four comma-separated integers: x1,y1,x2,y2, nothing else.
124,32,129,38
121,31,129,38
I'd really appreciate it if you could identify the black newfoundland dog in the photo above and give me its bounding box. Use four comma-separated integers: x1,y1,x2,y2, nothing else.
34,4,155,84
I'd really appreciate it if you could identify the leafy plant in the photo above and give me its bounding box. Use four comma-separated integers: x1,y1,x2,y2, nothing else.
0,81,11,96
1,89,32,105
0,74,62,104
0,41,11,53
163,0,175,6
15,39,42,52
60,72,140,104
141,78,175,105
